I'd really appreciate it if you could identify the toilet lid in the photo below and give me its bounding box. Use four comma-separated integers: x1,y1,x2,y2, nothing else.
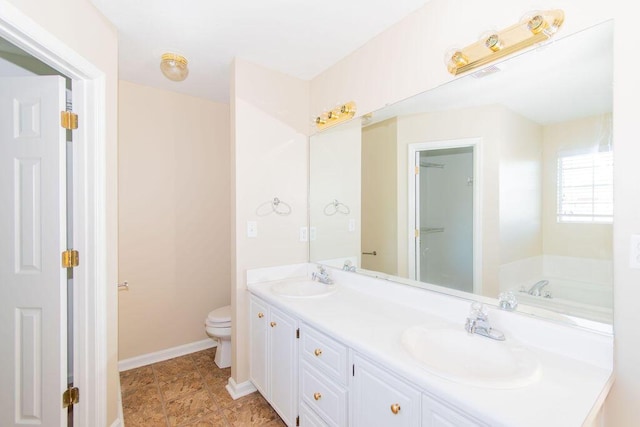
206,305,231,326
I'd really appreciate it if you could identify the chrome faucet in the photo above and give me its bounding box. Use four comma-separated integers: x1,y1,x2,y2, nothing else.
311,265,333,285
342,260,356,272
527,280,549,296
465,303,505,341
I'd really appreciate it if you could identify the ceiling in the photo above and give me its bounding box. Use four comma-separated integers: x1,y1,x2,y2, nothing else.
90,0,427,103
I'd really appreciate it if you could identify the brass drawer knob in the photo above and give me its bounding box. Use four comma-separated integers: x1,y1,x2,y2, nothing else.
258,312,264,318
270,321,277,327
314,348,322,356
390,403,401,415
314,392,322,401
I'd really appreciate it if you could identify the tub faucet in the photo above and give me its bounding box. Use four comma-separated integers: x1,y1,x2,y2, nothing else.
527,280,549,296
312,265,333,285
465,303,505,341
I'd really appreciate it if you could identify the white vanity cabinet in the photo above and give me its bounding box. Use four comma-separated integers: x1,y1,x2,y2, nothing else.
351,354,421,426
422,394,487,427
299,324,349,426
249,295,298,426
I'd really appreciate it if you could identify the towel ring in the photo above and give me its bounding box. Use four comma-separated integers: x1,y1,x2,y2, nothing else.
256,197,292,216
323,199,351,216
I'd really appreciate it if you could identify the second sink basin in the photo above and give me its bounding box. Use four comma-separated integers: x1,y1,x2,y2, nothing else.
401,324,541,388
271,280,336,298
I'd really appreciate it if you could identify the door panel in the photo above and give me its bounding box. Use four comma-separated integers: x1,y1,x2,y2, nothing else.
0,76,67,427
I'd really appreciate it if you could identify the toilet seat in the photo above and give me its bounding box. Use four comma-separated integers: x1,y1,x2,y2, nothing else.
206,305,231,328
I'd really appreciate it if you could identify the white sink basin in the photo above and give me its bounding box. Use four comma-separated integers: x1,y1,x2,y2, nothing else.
401,324,541,388
271,280,336,298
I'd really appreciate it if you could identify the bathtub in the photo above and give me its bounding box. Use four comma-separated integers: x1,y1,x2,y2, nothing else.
512,277,612,324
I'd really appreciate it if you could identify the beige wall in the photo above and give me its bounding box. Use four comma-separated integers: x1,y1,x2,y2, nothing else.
117,81,230,359
310,120,361,265
231,59,309,384
542,114,613,259
3,0,120,423
608,6,640,424
499,108,543,265
361,118,398,274
312,1,640,424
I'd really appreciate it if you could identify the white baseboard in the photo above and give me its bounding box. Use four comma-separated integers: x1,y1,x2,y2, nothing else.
226,377,257,400
118,339,216,372
111,379,124,427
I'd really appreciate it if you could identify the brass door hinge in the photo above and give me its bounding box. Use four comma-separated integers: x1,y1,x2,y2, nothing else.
60,111,78,130
296,328,300,339
62,250,79,268
62,386,79,408
415,229,420,238
415,166,419,175
296,416,299,426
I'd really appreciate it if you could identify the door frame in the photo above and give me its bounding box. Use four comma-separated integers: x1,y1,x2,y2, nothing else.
407,138,483,295
0,3,108,426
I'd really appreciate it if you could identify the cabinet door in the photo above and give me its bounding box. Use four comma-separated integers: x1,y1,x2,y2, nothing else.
352,354,421,427
422,394,486,427
249,296,269,397
270,306,298,426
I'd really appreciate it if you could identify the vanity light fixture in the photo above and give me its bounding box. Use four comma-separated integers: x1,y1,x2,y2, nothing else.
160,53,189,81
315,102,357,130
446,9,564,75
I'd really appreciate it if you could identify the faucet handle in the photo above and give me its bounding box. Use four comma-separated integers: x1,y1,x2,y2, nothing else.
469,302,488,320
498,291,518,311
464,317,477,334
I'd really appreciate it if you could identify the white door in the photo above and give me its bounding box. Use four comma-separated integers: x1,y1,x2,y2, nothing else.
0,76,67,426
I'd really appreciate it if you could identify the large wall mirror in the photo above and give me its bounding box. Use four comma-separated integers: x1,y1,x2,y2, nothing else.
309,20,613,331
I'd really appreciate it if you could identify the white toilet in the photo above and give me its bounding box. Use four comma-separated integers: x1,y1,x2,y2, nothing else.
204,305,232,369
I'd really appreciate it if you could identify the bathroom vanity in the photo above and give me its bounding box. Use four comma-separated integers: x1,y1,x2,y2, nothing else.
247,264,613,427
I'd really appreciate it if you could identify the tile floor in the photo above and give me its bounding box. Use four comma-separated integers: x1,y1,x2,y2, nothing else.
119,347,286,426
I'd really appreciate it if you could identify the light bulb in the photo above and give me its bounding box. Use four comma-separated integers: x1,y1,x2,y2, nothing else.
160,53,189,82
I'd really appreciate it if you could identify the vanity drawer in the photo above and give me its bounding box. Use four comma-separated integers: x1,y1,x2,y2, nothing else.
301,324,348,384
300,361,348,427
299,402,330,427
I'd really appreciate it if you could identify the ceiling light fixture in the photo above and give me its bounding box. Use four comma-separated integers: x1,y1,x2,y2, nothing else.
160,53,189,82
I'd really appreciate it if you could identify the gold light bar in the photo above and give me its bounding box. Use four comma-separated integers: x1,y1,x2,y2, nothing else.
447,9,564,75
315,102,357,130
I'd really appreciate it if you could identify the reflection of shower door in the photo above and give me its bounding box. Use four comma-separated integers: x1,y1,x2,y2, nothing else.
415,146,474,292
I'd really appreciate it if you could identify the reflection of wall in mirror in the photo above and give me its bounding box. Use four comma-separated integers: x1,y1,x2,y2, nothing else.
397,105,509,297
498,113,613,319
498,109,543,266
542,113,613,259
362,118,398,275
310,120,361,267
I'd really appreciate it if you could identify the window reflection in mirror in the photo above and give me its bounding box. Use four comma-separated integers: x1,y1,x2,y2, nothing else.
309,20,613,329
